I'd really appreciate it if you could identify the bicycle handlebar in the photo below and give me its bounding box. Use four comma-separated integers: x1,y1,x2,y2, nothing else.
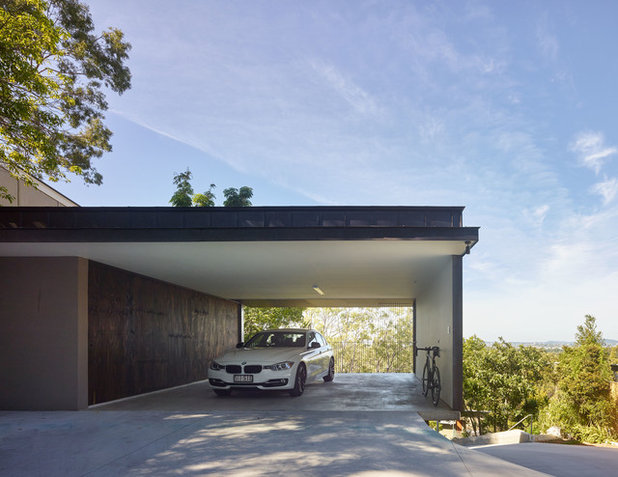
416,346,440,352
416,345,440,358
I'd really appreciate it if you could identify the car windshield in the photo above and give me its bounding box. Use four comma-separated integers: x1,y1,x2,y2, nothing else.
245,331,306,348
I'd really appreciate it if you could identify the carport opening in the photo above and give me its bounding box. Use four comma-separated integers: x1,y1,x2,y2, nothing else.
243,305,416,375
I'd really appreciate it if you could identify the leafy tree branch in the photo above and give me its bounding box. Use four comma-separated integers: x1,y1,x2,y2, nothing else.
0,0,132,202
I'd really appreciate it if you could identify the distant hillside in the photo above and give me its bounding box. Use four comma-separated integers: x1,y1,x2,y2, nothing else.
502,339,618,348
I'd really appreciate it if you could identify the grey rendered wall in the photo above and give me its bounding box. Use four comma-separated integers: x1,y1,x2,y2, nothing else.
0,257,88,410
415,255,463,410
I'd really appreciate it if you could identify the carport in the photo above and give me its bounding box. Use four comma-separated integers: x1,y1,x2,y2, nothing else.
0,206,478,412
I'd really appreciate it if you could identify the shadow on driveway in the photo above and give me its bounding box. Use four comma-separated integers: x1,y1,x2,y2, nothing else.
0,374,554,476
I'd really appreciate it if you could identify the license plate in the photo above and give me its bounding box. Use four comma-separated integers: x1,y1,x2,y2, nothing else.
234,375,253,383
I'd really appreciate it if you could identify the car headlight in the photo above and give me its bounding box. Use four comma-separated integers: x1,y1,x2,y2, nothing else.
264,361,294,371
209,361,224,370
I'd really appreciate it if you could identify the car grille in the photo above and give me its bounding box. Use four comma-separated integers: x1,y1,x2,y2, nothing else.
224,365,263,374
244,365,262,374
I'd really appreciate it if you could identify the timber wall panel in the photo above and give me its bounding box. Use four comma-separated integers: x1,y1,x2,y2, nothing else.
88,261,238,405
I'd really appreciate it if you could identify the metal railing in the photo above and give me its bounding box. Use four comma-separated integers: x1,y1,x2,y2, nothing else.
508,414,534,434
330,341,414,373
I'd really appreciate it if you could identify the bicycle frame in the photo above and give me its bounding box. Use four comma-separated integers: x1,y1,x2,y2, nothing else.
416,346,441,406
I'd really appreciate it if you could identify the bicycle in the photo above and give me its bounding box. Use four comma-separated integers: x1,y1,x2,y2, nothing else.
416,345,441,406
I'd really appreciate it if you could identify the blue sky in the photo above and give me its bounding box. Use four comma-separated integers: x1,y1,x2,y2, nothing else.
54,0,618,342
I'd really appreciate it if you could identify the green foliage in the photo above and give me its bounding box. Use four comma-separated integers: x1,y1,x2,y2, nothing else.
192,183,216,207
309,308,374,373
540,315,617,442
0,0,131,201
168,169,253,207
371,309,414,372
169,169,193,207
223,186,253,207
243,307,308,340
462,336,551,434
307,307,414,373
243,306,415,374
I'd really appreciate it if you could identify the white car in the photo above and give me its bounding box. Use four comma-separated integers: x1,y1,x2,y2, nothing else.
208,328,335,397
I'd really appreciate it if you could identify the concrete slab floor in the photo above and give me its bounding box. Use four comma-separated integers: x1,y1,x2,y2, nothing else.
93,373,459,421
0,374,551,476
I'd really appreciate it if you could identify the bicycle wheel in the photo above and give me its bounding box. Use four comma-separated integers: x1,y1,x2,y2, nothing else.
422,361,430,397
431,366,441,406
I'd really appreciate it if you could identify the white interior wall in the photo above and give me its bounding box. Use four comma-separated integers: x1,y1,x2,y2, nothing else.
415,255,462,409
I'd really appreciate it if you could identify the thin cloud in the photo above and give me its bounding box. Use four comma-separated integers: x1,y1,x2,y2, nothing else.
308,59,378,116
570,131,617,174
537,20,559,61
523,204,550,226
418,115,445,141
591,177,618,205
464,1,493,21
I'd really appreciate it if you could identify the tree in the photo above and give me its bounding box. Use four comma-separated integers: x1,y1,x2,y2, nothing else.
371,308,414,372
192,183,216,207
305,307,414,373
169,169,193,207
243,307,308,340
223,186,253,207
462,335,490,435
542,315,617,442
168,170,254,207
462,336,551,435
0,0,131,202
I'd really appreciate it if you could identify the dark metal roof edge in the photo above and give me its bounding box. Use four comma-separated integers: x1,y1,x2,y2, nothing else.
1,205,467,211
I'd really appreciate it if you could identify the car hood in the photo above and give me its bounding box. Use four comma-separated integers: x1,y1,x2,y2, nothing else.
216,347,309,364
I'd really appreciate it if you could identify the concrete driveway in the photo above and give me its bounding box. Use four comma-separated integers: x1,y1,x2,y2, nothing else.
0,374,553,476
474,442,618,477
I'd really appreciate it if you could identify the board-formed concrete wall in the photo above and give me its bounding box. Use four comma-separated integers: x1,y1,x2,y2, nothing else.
415,255,463,410
0,257,240,410
0,257,88,410
88,261,239,405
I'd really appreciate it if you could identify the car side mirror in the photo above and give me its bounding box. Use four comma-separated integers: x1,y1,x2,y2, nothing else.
236,342,244,349
309,342,320,349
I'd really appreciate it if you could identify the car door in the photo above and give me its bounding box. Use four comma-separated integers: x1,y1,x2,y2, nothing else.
315,332,331,374
305,331,322,380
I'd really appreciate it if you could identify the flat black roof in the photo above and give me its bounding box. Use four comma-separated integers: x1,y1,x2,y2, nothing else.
0,206,478,245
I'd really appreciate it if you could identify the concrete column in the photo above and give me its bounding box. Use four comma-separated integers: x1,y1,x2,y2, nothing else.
415,255,463,410
0,257,88,410
451,255,463,411
238,303,244,343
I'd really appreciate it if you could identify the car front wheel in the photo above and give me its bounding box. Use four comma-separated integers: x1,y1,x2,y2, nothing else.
289,363,306,397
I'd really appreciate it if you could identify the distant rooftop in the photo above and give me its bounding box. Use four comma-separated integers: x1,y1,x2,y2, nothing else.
0,166,78,207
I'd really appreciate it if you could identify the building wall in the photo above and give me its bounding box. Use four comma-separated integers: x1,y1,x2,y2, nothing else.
0,257,88,410
415,255,463,410
88,261,239,405
0,166,78,206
